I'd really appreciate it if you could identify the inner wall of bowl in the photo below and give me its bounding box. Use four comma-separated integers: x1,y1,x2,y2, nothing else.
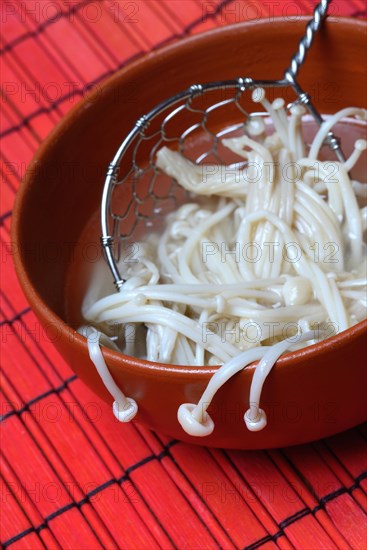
65,114,366,335
18,19,366,325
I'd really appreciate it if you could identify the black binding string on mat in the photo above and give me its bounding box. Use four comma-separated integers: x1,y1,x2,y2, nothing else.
2,467,366,549
1,440,180,549
0,375,77,423
0,0,234,140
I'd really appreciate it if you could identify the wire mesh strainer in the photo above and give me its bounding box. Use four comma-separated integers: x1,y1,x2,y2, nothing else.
101,0,343,290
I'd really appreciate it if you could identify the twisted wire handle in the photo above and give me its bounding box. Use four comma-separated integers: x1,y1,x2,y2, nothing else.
285,0,331,81
284,0,344,162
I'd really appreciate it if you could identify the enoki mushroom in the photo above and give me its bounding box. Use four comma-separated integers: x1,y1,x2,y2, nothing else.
80,90,367,436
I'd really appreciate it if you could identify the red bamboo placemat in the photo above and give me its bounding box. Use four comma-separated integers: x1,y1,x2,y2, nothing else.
1,1,367,548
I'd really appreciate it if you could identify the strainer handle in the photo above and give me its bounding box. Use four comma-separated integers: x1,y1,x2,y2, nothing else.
284,0,344,162
285,0,331,81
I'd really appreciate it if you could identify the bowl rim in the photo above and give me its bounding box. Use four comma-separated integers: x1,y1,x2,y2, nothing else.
12,16,367,378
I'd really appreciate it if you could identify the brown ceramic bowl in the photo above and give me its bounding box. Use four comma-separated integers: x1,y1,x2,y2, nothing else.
13,18,367,449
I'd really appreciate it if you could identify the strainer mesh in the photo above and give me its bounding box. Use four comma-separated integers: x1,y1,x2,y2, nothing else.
103,81,300,284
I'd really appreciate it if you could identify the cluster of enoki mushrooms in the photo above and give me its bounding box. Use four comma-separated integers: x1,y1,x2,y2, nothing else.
79,89,367,437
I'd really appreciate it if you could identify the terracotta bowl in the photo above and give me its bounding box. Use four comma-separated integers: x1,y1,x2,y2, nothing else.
13,18,367,449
